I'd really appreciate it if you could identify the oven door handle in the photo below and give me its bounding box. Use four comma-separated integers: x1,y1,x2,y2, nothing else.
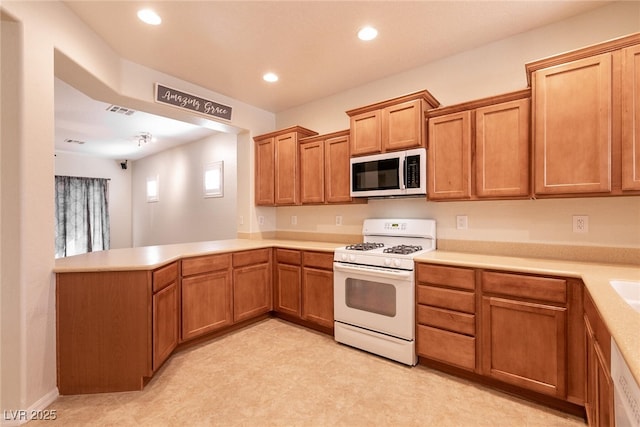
333,262,413,280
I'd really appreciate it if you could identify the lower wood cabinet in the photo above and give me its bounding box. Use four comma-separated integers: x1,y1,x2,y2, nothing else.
481,271,568,398
584,292,614,426
181,253,233,341
481,295,567,397
152,280,179,371
416,263,587,410
416,263,476,371
232,249,272,322
274,249,302,317
274,249,333,331
301,252,334,329
152,262,180,371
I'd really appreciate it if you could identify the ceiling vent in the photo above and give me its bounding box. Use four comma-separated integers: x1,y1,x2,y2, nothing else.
106,105,136,116
64,138,86,145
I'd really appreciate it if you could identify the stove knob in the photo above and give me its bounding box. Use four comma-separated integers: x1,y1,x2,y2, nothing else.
341,253,348,261
384,258,392,266
393,259,402,268
349,254,356,262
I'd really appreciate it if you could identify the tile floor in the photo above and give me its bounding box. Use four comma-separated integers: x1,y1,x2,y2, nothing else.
31,318,587,426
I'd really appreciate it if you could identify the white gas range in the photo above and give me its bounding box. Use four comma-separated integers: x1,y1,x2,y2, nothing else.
333,218,436,365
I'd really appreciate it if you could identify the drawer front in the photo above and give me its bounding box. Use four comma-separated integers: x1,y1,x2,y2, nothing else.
233,248,271,268
482,271,566,304
153,262,178,292
417,305,475,336
276,249,301,265
182,253,231,277
417,263,475,290
303,251,334,270
417,285,475,313
417,325,475,370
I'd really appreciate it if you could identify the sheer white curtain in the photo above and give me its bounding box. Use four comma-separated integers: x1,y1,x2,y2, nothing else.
55,176,110,258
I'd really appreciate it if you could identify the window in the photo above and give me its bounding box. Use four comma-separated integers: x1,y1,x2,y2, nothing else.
204,161,223,198
147,175,159,202
55,176,110,258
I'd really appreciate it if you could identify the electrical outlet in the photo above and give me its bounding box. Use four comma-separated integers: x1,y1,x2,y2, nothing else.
238,215,244,225
456,215,468,230
573,215,589,233
258,215,264,225
291,215,297,225
335,215,343,226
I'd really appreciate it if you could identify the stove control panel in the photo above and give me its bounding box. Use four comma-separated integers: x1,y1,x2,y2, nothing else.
384,222,407,231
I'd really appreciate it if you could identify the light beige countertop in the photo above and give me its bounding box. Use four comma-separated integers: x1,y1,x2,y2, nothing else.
53,239,343,273
54,239,640,386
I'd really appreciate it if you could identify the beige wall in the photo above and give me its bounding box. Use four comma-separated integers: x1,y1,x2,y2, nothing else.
274,1,640,251
132,133,238,246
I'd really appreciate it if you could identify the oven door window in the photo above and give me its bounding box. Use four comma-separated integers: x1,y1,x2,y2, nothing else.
345,278,396,317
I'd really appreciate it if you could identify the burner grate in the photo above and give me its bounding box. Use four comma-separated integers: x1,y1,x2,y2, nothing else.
383,245,423,255
345,242,384,251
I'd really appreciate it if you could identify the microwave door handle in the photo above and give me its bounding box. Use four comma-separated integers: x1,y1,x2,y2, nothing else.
401,157,407,190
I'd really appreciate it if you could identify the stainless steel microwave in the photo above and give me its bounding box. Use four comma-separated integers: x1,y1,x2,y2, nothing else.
350,148,427,198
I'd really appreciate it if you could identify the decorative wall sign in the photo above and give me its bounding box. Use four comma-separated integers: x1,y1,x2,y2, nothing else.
155,84,232,121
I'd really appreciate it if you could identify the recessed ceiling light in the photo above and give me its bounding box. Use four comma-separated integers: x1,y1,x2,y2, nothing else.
263,72,279,83
358,26,378,41
137,9,162,25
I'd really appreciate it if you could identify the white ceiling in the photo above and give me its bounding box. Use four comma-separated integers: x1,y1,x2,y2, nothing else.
56,0,612,160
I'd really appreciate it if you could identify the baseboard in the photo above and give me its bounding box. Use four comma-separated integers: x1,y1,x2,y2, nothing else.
2,387,59,426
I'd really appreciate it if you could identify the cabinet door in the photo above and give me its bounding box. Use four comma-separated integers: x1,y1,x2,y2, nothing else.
533,54,612,195
324,135,352,203
275,263,302,317
233,262,272,322
350,110,382,156
300,140,325,204
181,271,232,341
153,281,179,371
301,267,333,329
255,137,275,205
481,296,567,398
274,132,299,205
428,111,472,200
622,44,640,191
383,99,424,151
476,98,530,198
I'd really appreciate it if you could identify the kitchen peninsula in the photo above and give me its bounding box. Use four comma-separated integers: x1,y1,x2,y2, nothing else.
55,237,639,423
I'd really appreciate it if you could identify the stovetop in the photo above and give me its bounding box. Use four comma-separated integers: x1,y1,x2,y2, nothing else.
333,219,436,270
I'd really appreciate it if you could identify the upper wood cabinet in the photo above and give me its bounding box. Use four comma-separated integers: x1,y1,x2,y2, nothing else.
254,126,318,206
622,44,640,191
299,130,361,205
346,90,440,156
427,110,472,200
526,33,640,197
531,54,612,195
426,90,531,201
255,137,275,205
